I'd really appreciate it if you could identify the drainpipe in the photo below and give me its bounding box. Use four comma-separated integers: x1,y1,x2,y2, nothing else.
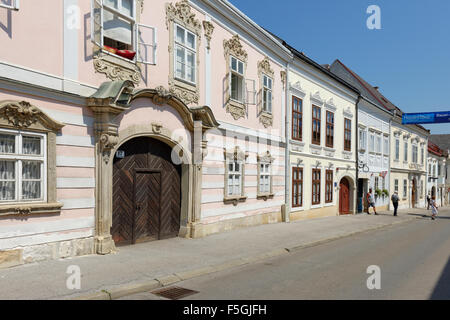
355,95,361,214
283,60,292,222
388,109,396,210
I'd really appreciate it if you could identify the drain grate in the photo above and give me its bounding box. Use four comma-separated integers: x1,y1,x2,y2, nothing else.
151,286,199,300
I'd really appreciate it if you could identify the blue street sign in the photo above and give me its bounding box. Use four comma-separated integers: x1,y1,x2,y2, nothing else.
402,111,450,124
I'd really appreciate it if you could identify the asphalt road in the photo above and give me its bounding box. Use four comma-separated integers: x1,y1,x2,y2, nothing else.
120,208,450,300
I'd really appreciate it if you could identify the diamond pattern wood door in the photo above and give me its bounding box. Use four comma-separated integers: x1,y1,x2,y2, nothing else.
112,137,181,245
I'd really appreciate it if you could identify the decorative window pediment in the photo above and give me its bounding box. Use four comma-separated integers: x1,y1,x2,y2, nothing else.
343,106,354,118
310,91,324,105
223,34,248,63
290,81,306,97
325,98,337,112
0,101,64,132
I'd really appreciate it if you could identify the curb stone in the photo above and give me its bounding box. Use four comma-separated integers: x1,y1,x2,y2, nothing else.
72,215,416,300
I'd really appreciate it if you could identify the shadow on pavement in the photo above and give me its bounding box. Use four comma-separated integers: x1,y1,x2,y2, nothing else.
430,257,450,300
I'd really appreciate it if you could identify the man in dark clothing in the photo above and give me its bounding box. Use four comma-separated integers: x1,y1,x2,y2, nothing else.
391,192,399,216
426,194,431,210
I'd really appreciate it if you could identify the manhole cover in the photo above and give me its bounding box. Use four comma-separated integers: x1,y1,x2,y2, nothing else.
151,286,199,300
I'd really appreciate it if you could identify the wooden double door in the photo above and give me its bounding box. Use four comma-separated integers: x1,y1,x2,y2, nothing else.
339,178,351,214
112,137,181,245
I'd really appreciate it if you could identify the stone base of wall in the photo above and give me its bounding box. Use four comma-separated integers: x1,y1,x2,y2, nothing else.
190,211,282,238
0,237,94,269
290,205,339,221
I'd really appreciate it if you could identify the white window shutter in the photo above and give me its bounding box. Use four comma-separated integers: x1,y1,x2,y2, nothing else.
245,79,256,105
91,0,103,48
136,23,157,65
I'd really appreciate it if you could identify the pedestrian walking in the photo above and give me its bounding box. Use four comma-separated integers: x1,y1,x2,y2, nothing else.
391,192,399,216
426,193,431,210
366,188,378,215
430,196,438,220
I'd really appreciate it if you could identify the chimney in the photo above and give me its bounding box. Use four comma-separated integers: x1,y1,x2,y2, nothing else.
374,86,379,91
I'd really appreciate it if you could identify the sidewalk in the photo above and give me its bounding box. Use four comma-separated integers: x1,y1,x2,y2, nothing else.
0,208,426,300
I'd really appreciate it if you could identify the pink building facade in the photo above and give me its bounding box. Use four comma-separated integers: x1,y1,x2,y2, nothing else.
0,0,292,266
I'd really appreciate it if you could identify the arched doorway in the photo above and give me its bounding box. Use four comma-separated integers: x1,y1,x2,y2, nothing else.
339,177,351,214
112,136,181,245
411,178,416,208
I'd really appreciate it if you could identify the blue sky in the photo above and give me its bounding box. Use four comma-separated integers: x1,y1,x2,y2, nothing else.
229,0,450,134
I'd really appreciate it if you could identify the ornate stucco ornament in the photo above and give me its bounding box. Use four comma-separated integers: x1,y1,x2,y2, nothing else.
99,133,119,164
93,55,141,85
153,86,174,105
203,21,214,50
0,100,64,130
259,113,273,128
227,104,246,121
258,57,274,77
223,34,248,62
166,0,202,35
280,71,287,89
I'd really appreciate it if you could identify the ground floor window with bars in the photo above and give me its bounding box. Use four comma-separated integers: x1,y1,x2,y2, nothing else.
292,167,303,207
312,168,321,205
0,129,46,203
227,160,243,197
258,162,271,195
325,170,333,203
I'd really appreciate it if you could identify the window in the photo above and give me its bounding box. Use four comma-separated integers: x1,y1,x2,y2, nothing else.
395,139,400,160
359,129,367,150
383,136,389,155
403,179,407,198
375,134,381,153
421,148,424,165
312,168,321,205
404,142,408,162
344,118,351,151
326,112,334,148
312,106,321,145
0,0,19,10
262,74,273,113
91,0,156,64
175,24,196,84
258,163,271,195
382,177,385,190
227,160,242,196
0,129,46,202
292,96,302,141
325,170,333,203
438,164,441,176
369,132,375,153
230,56,245,103
292,167,303,207
394,179,399,193
412,145,418,164
374,177,379,191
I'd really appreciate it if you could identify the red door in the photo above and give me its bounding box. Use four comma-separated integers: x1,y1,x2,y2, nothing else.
339,178,350,214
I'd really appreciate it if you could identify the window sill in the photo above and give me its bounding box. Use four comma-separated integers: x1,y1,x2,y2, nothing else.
311,204,322,209
324,202,334,207
257,193,274,201
0,202,63,217
93,52,141,85
226,99,246,120
224,195,247,206
291,206,304,212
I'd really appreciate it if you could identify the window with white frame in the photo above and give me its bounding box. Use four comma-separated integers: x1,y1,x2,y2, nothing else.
227,160,242,197
369,132,375,153
394,179,399,193
412,144,418,163
91,0,156,64
403,179,407,198
359,129,367,150
421,147,424,164
0,0,19,10
0,129,46,202
383,136,389,155
262,74,273,113
395,139,400,161
376,134,382,154
259,163,271,194
174,24,196,84
404,141,408,162
230,56,245,103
